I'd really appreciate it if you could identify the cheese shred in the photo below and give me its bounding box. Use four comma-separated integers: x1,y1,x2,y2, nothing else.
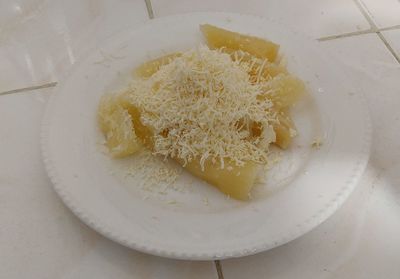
122,46,278,169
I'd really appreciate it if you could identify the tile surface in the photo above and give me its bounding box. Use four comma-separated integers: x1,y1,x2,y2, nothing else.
0,89,217,279
360,0,400,28
382,29,400,57
221,33,400,278
151,0,370,38
2,1,400,278
223,167,400,279
0,0,148,92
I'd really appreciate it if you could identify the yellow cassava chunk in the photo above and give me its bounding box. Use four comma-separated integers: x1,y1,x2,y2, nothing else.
266,74,306,109
184,159,260,201
200,24,279,62
228,49,287,81
98,94,141,157
272,110,296,149
135,53,181,78
123,105,154,149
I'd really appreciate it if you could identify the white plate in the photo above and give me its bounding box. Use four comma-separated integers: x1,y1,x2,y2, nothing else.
41,13,371,260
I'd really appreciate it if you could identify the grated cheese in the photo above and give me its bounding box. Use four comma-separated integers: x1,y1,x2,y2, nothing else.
311,137,323,149
125,150,182,193
122,46,277,169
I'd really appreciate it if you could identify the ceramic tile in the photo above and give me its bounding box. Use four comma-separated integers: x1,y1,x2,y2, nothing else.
2,2,399,278
360,0,400,28
151,0,370,38
0,89,217,279
382,29,400,57
320,34,400,169
221,34,400,278
0,0,148,93
222,165,400,279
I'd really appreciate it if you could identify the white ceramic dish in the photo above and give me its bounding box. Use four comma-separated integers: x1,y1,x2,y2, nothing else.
41,12,371,260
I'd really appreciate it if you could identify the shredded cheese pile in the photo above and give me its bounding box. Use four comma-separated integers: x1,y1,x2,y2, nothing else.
123,46,277,169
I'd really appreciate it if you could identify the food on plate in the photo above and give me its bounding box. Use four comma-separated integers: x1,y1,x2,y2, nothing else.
135,53,181,78
98,94,141,157
200,24,279,62
98,24,306,200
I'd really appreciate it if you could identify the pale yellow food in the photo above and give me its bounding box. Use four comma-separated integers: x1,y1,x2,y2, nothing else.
98,25,306,200
200,24,279,62
228,52,303,148
116,95,260,200
229,49,287,80
97,94,141,157
260,74,305,149
263,74,306,109
184,159,260,200
135,53,181,78
272,110,296,149
133,52,303,150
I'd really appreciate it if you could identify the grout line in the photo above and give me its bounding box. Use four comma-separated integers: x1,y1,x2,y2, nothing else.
379,24,400,32
353,0,378,31
353,0,400,64
317,29,374,41
317,24,400,42
0,82,58,96
214,260,225,279
144,0,154,19
376,31,400,64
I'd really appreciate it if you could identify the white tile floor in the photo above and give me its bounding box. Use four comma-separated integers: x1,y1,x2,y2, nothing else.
0,0,149,92
1,1,400,278
383,29,400,56
360,0,400,28
151,0,371,38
